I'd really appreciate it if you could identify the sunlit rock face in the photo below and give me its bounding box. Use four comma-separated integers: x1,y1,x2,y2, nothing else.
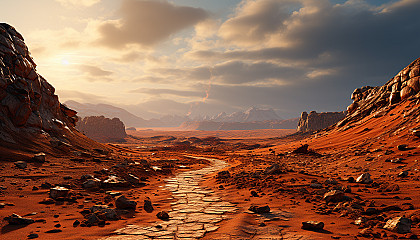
76,116,127,143
297,111,346,132
339,57,420,127
0,23,77,144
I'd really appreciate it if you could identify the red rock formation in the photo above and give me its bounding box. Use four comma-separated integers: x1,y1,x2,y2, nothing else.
339,57,420,127
0,23,106,157
0,23,79,145
297,111,346,132
76,116,127,143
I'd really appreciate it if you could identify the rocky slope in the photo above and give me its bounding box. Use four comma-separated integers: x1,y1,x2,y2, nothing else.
0,23,104,158
338,57,420,128
297,111,346,132
76,116,127,142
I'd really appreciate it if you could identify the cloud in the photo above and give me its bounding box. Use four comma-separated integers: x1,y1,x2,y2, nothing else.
130,88,204,97
97,0,209,48
79,65,113,77
57,89,107,104
55,0,101,7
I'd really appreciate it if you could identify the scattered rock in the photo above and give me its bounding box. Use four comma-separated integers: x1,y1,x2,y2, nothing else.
249,205,270,214
73,220,80,227
292,144,309,154
397,144,408,151
384,217,411,234
412,129,420,137
264,164,282,174
27,233,39,239
45,229,62,233
301,221,324,231
217,171,231,179
115,195,137,210
144,197,153,212
156,211,169,220
103,175,129,188
49,186,70,200
356,173,373,184
33,153,46,162
14,161,27,169
4,213,35,225
82,178,101,189
398,171,409,177
323,190,344,203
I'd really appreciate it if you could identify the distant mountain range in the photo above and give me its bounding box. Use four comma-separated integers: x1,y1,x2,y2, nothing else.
209,107,282,122
65,100,298,130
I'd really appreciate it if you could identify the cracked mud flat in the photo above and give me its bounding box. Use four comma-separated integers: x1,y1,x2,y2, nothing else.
101,156,237,239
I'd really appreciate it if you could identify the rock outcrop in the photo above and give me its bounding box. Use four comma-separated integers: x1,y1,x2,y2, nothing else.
76,116,127,142
0,23,90,154
338,57,420,127
297,111,346,132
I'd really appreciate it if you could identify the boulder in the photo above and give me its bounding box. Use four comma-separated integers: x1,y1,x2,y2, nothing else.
323,190,344,203
249,205,270,214
82,178,101,189
264,163,282,174
156,211,169,220
14,161,27,169
49,186,70,199
33,153,46,162
115,195,137,210
356,173,373,184
301,221,324,231
144,197,154,213
383,217,411,234
4,213,35,225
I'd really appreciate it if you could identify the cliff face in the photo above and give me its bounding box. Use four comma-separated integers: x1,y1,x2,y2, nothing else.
0,23,80,147
76,116,127,143
297,111,346,132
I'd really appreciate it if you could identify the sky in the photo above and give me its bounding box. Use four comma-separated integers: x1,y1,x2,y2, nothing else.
1,0,420,119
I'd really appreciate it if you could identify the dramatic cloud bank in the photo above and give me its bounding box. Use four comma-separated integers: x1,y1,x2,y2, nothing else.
5,0,420,119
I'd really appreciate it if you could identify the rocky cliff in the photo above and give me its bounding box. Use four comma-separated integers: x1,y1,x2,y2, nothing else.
76,116,127,143
297,111,346,132
338,57,420,127
0,23,104,157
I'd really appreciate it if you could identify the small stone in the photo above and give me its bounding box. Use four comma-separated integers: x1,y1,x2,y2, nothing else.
33,153,46,162
356,173,373,184
310,183,323,189
4,213,35,225
301,221,324,230
144,197,153,212
82,178,101,189
14,161,27,169
398,171,409,178
264,164,282,175
383,217,411,234
250,190,259,197
156,211,169,220
115,195,137,210
27,233,39,239
49,186,70,200
249,205,270,214
45,229,62,233
39,198,55,204
73,220,80,227
323,190,344,203
397,145,408,151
